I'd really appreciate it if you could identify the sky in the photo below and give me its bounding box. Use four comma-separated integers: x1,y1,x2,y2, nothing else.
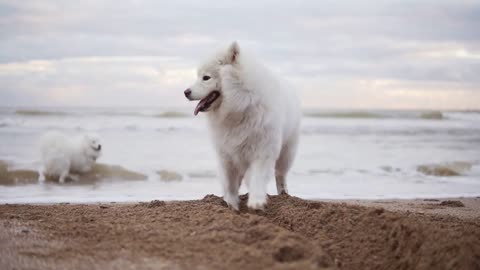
0,0,479,110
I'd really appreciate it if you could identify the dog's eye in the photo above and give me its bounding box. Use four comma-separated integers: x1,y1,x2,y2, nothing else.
202,75,211,81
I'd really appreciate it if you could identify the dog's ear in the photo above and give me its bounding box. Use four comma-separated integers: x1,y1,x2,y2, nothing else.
224,41,239,64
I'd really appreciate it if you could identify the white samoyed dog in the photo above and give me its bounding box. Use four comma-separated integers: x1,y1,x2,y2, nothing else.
38,131,102,183
185,41,301,210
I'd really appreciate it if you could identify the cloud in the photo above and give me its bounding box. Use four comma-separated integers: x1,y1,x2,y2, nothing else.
0,56,195,106
0,0,479,109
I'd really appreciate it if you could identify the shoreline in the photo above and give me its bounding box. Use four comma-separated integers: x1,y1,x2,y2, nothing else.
1,195,479,269
3,196,479,219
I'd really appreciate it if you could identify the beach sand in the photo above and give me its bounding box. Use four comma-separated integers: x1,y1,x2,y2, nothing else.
1,195,479,270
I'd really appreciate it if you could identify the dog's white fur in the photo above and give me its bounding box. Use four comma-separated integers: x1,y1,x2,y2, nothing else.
186,42,301,210
38,131,102,183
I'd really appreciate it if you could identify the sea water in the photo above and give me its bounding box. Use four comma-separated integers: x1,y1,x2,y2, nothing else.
0,107,479,203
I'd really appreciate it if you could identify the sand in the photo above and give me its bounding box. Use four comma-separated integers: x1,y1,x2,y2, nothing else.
1,195,479,270
0,161,147,185
330,197,480,220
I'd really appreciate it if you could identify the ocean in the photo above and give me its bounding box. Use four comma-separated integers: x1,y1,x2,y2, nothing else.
1,107,479,203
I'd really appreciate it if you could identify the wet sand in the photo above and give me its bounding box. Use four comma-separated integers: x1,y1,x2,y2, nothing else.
0,161,147,185
1,195,479,270
333,197,480,220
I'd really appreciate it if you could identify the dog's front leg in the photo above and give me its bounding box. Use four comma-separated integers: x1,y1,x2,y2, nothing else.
220,156,242,211
38,167,46,183
59,171,68,184
246,159,275,210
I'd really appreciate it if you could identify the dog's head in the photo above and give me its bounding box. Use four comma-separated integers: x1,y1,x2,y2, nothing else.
82,133,102,160
184,41,240,115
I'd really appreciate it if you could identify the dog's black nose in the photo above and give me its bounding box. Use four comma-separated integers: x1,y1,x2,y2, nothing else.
184,89,192,98
97,145,102,151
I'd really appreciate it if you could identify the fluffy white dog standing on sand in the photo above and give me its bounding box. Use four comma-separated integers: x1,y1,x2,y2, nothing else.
185,41,301,210
39,131,102,183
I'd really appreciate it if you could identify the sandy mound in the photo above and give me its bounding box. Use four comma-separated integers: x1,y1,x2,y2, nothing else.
0,161,147,185
1,195,478,270
79,163,147,183
417,161,472,176
439,200,465,207
0,161,38,185
157,170,183,182
264,195,479,270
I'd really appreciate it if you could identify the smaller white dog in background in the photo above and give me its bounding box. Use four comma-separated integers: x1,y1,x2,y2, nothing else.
39,131,102,183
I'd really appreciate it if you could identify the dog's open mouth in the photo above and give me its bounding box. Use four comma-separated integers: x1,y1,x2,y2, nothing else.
92,145,101,152
194,91,220,115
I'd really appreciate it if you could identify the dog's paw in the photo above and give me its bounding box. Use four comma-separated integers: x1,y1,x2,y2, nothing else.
227,203,239,212
223,194,239,211
247,196,266,210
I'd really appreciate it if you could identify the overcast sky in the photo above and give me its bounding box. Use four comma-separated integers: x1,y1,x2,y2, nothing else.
0,0,479,109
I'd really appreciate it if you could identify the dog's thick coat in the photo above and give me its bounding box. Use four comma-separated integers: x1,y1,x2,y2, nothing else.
186,42,301,210
39,131,102,183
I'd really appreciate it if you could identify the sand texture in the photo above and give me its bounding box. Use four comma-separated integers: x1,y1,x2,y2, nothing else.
1,195,479,270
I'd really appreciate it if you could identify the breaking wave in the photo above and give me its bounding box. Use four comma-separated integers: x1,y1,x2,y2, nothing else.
304,111,386,119
419,111,443,120
13,109,190,118
0,121,9,128
187,170,217,178
9,108,477,121
15,109,71,116
97,111,189,118
153,111,189,118
304,110,445,120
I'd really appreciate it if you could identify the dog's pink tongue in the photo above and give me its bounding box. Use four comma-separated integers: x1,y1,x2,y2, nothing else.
194,99,207,116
